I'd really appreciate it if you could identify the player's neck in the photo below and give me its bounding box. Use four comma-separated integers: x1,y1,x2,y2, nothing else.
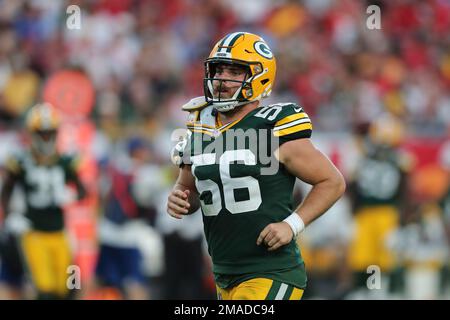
217,101,259,125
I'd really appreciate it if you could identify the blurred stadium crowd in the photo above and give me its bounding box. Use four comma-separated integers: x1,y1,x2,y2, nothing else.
0,0,449,299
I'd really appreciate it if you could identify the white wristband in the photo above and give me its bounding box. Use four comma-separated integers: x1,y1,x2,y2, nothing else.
283,212,305,238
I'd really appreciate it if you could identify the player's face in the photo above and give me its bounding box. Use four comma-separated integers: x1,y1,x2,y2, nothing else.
31,130,58,155
212,64,248,99
36,130,56,142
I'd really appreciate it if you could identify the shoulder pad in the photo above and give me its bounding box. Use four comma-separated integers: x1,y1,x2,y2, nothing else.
181,96,210,112
4,154,23,175
186,104,216,131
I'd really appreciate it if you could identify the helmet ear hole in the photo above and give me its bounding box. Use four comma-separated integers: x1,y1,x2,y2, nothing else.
261,79,269,85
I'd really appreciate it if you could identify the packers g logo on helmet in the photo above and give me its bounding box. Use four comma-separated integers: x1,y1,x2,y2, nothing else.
254,41,273,59
204,32,277,112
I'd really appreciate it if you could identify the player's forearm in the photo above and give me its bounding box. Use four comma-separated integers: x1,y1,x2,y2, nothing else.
173,182,200,214
294,176,346,226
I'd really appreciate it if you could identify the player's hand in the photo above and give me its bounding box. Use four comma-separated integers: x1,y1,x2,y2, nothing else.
167,189,191,219
256,222,294,251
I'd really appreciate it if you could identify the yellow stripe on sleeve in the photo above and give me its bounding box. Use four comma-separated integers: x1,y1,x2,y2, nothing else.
274,112,308,127
273,122,313,137
289,288,304,300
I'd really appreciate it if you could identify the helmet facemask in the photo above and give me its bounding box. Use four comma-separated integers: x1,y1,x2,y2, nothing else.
203,60,264,113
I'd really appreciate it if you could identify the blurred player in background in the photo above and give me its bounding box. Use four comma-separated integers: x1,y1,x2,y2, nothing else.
0,103,86,299
346,114,411,298
167,32,345,300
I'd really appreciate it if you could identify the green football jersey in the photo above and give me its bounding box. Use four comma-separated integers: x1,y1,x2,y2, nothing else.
5,151,80,232
352,145,408,209
178,103,312,284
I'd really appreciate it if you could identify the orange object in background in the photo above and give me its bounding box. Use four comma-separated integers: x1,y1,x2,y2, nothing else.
83,287,123,300
402,137,449,202
43,69,95,120
410,164,449,202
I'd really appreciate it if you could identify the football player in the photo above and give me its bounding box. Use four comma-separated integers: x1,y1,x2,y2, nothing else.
0,102,86,299
346,115,411,298
167,32,346,300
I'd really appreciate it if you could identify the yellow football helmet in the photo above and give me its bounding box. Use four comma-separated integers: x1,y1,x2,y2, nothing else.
25,102,60,155
368,113,405,147
204,32,276,112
